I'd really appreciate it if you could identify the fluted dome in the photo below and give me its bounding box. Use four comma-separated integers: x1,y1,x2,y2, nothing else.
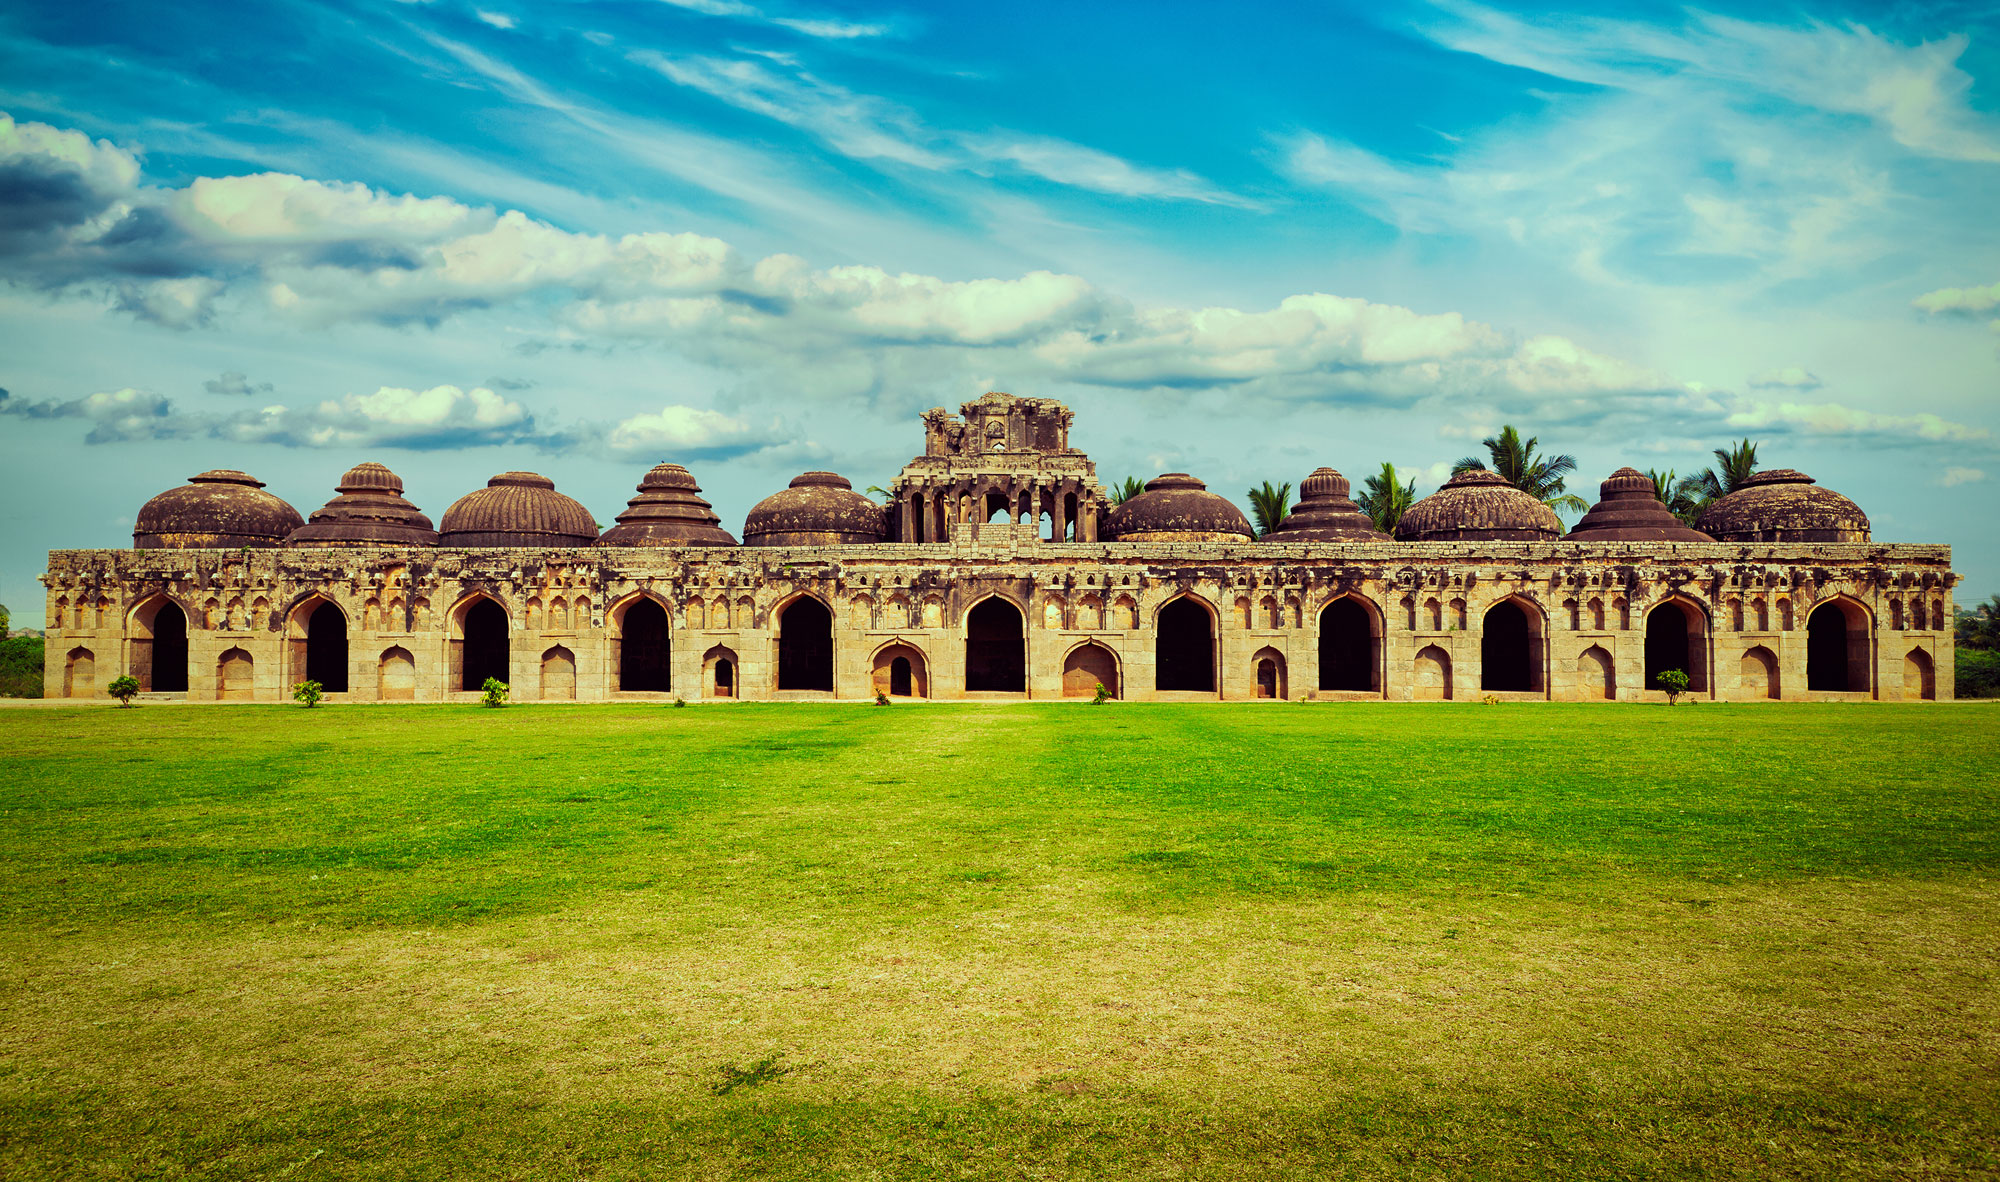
1266,467,1390,543
742,472,887,547
439,472,598,547
1395,470,1562,542
1566,467,1711,543
1695,469,1869,543
134,470,303,549
597,463,737,547
1105,474,1254,542
286,462,438,546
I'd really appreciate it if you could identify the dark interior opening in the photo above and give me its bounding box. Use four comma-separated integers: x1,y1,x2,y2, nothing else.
890,656,913,696
1156,598,1215,692
462,599,509,690
305,601,347,692
1644,602,1689,693
620,599,672,691
777,598,834,691
1808,604,1851,691
153,603,188,693
1318,598,1373,691
966,598,1026,692
1481,600,1533,691
715,658,734,694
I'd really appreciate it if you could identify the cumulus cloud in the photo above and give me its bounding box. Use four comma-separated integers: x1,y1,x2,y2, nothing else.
204,370,274,397
1748,366,1823,390
0,386,188,444
606,404,782,457
1915,280,2000,332
1937,466,1985,487
475,10,516,29
1724,399,1988,442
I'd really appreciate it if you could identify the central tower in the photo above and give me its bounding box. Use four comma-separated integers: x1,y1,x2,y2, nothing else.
887,391,1110,542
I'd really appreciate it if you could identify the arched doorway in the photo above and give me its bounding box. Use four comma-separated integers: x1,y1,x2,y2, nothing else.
966,598,1025,692
378,646,415,701
777,597,833,691
1480,600,1536,692
1062,643,1118,698
304,601,348,692
704,645,739,699
1903,648,1935,701
618,599,671,692
1317,597,1375,691
542,646,577,700
64,647,95,698
1741,646,1779,699
1253,646,1288,699
460,598,509,690
1807,599,1870,692
871,642,928,698
716,659,735,696
1156,597,1215,692
1577,645,1614,700
1643,600,1706,695
133,598,189,693
218,647,255,701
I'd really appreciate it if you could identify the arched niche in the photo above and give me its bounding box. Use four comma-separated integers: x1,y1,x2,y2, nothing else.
1062,642,1119,698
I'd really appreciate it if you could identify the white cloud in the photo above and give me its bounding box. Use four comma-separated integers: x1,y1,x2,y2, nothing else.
1915,280,2000,315
204,371,273,397
475,10,516,29
606,404,779,456
1748,366,1823,390
653,0,890,38
1938,466,1986,487
1724,399,1988,442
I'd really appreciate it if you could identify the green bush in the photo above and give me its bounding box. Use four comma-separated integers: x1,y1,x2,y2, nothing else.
106,675,140,707
1090,682,1110,705
480,677,510,707
292,680,324,708
0,636,44,698
1956,647,2000,699
1656,669,1691,704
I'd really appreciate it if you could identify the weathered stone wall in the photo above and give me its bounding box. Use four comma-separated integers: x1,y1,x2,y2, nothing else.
41,535,1956,702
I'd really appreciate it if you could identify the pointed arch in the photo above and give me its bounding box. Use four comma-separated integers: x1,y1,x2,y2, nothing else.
965,594,1027,692
378,646,415,701
1316,593,1380,692
1062,641,1119,699
1644,594,1710,695
1807,595,1872,693
703,644,739,699
64,646,96,698
541,645,577,701
217,647,255,701
609,592,672,692
1740,645,1779,699
128,592,190,694
451,592,510,691
1576,645,1615,700
287,595,350,693
1903,648,1935,701
1412,645,1452,700
1480,595,1545,692
871,640,929,698
1155,593,1217,693
1252,645,1288,700
775,593,834,692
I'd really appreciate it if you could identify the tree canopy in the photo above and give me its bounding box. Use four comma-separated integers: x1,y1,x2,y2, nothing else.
1355,463,1416,534
1451,426,1588,516
1246,481,1292,538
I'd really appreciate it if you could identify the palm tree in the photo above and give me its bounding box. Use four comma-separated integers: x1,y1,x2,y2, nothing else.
1246,481,1292,538
1673,439,1759,519
1354,462,1417,534
864,484,893,503
1645,468,1704,527
1110,477,1146,507
1452,425,1588,517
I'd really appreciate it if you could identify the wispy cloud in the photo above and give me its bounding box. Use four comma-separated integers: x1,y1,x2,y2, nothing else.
654,0,895,41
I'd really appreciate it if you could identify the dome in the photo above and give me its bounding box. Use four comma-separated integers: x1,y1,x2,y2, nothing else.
133,470,304,549
1265,467,1390,543
1395,470,1563,542
286,462,438,546
597,463,737,547
1695,469,1869,543
742,472,887,547
1565,467,1711,543
438,472,598,547
1105,474,1254,542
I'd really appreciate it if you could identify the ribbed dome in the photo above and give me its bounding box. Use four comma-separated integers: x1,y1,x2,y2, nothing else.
1395,470,1563,542
1696,469,1870,543
597,463,737,547
439,472,598,547
1566,467,1711,543
1266,467,1390,543
134,470,304,549
742,472,886,547
1105,474,1254,542
287,462,438,546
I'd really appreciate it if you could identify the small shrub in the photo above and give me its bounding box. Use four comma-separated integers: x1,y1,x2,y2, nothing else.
1481,694,1499,705
711,1054,794,1096
1656,668,1690,705
292,680,324,708
106,674,140,707
1090,682,1110,705
480,677,509,707
673,696,687,708
875,691,891,706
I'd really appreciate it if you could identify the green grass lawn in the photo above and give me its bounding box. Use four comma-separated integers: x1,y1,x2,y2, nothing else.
1,701,1996,1180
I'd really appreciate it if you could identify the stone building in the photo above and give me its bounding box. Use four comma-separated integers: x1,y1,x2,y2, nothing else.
41,392,1956,703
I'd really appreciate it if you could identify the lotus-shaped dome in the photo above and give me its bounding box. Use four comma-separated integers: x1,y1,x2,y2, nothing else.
439,472,597,547
597,463,737,547
742,472,886,547
1395,470,1562,542
287,462,438,546
1566,467,1711,543
134,470,303,549
1266,467,1390,543
1105,474,1254,542
1695,469,1869,543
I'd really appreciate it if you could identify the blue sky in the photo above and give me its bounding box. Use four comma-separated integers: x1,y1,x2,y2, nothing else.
3,0,1997,617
